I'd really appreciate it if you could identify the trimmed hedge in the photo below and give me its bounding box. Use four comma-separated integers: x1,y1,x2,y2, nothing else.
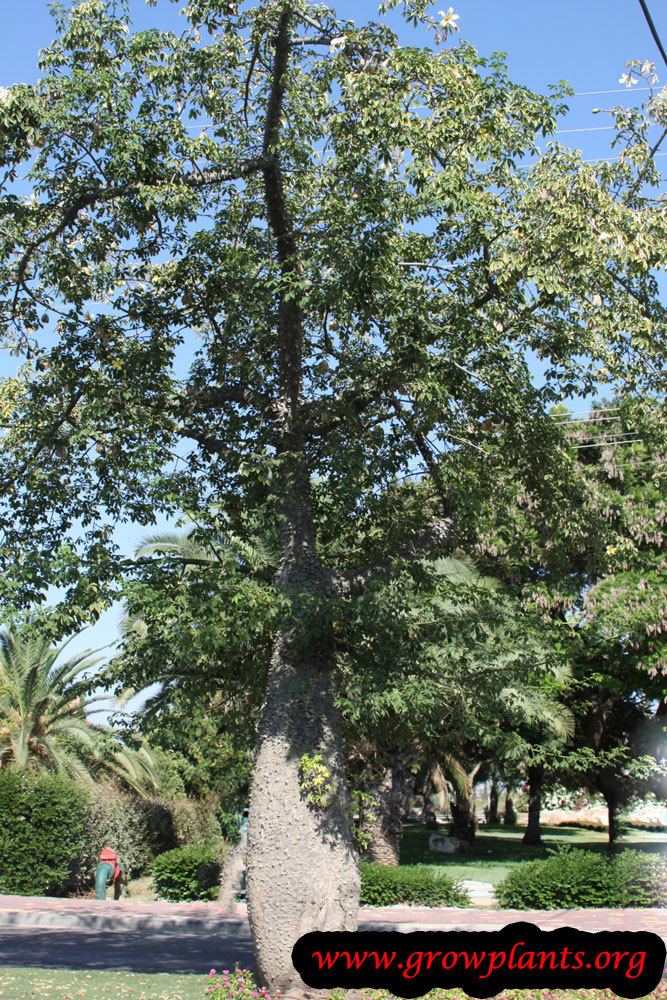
151,845,223,901
0,770,88,896
495,848,667,909
360,862,470,907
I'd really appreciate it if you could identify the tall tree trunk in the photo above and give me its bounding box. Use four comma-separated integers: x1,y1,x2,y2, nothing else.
504,787,517,826
246,12,359,994
443,756,478,843
363,754,413,865
522,764,544,845
488,779,499,824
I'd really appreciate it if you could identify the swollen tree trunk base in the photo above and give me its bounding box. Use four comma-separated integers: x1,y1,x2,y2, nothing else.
246,636,359,997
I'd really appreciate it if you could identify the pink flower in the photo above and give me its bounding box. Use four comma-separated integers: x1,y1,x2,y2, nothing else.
209,969,217,977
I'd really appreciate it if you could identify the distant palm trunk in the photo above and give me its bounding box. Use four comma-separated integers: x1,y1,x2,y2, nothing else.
364,755,414,866
423,762,448,829
504,786,517,826
488,779,499,824
522,764,544,845
443,756,481,843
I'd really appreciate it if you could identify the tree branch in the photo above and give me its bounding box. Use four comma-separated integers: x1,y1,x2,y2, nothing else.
331,516,455,597
12,157,267,317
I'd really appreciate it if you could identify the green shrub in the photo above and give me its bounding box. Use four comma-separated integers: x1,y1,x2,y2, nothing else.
138,798,180,857
77,782,152,885
151,845,223,901
140,795,224,856
0,770,89,896
495,847,667,909
359,862,469,907
168,795,224,849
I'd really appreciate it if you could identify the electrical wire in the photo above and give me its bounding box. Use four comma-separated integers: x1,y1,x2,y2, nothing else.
573,87,653,96
637,0,667,72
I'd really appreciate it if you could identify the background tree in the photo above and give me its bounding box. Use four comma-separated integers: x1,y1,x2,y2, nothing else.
0,1,666,990
0,621,156,792
471,396,667,844
337,552,573,853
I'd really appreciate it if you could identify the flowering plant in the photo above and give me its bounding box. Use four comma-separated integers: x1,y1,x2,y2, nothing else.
206,965,272,999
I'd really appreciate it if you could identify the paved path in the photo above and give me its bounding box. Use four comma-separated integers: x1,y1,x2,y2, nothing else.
0,896,664,976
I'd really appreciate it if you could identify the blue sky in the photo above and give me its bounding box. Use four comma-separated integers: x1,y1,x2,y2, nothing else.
1,0,665,684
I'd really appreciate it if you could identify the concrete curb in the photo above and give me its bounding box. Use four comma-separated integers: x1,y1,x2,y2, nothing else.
0,910,249,934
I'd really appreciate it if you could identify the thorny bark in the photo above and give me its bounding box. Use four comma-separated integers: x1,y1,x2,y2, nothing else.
243,8,455,994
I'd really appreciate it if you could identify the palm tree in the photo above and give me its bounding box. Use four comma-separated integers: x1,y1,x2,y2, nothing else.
0,622,157,792
135,517,277,579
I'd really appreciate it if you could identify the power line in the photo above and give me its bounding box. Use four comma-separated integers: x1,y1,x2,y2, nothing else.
571,438,646,450
555,126,615,134
582,151,667,163
636,0,667,72
572,87,653,96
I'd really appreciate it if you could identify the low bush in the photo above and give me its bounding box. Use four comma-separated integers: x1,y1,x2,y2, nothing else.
495,848,667,909
207,966,270,999
168,795,224,849
151,845,223,901
359,862,469,907
0,770,88,896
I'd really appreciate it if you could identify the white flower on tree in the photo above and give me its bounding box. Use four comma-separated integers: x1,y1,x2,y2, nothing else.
438,7,460,30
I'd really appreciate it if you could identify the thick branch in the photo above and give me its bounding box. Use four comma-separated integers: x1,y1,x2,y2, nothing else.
12,157,267,316
331,516,455,597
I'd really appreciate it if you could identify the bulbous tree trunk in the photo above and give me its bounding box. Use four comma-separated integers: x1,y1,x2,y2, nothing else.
363,754,414,865
488,779,499,824
522,764,544,845
247,617,359,996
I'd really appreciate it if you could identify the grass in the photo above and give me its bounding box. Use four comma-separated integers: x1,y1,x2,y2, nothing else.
400,822,667,886
1,974,664,1000
0,967,205,999
124,875,158,903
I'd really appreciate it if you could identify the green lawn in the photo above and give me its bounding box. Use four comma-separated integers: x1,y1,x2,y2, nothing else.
400,822,667,886
0,967,205,999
